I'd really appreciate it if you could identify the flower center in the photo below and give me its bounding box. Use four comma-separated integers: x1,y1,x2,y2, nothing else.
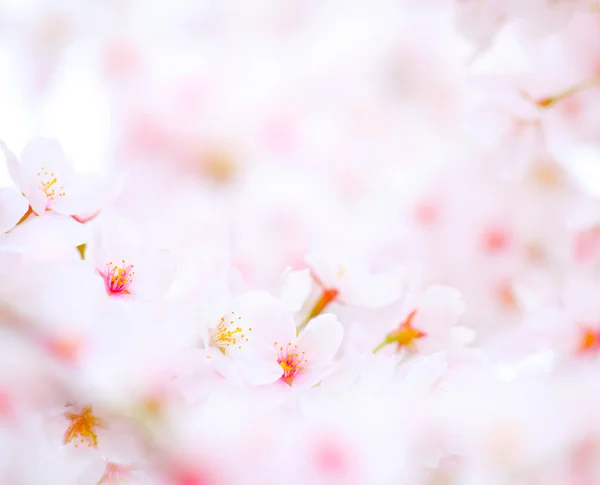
104,260,135,295
579,327,600,354
37,166,66,206
387,309,427,350
275,342,307,386
210,312,251,353
63,406,102,448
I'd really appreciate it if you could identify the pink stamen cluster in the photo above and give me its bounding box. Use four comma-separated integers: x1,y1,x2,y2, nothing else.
275,341,307,385
104,260,135,295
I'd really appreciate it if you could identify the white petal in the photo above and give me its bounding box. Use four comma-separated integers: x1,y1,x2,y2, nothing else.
0,188,28,233
235,344,283,385
26,181,48,216
415,285,466,332
231,291,297,347
19,138,70,180
4,259,105,332
0,140,23,190
7,213,89,251
280,268,312,312
130,249,176,299
451,326,476,347
286,364,327,388
52,171,105,216
343,271,405,308
297,313,344,364
403,352,448,394
305,252,336,287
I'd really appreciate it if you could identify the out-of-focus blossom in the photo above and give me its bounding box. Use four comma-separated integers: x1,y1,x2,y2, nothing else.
2,1,600,484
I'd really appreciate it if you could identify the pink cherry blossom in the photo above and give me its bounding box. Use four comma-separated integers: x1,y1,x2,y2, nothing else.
2,1,600,484
87,216,176,299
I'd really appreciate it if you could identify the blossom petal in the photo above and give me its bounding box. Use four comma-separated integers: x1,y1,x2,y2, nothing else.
343,272,405,308
0,188,29,233
230,291,297,347
235,344,283,386
19,138,70,181
129,249,177,299
26,181,48,216
7,214,89,255
0,140,23,190
51,171,105,216
280,268,312,312
414,285,466,333
297,313,344,364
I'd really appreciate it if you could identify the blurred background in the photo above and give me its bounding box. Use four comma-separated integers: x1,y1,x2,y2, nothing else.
3,0,600,339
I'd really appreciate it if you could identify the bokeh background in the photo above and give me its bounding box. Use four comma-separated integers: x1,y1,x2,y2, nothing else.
3,0,600,340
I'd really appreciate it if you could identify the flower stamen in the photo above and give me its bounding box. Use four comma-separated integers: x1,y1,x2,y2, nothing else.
210,312,251,353
276,342,307,386
37,166,66,206
64,406,103,448
103,260,135,295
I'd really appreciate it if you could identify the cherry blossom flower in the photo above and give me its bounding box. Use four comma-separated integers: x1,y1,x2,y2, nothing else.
1,138,105,225
373,285,471,356
87,216,176,299
63,405,105,448
296,251,406,331
2,1,600,484
261,312,344,388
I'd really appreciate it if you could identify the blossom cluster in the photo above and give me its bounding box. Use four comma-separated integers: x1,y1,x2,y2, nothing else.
2,1,600,484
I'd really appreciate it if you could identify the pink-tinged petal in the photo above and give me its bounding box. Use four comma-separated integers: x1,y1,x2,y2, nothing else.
0,188,29,233
0,140,23,190
235,344,284,385
290,363,333,388
297,313,344,364
26,180,48,216
72,210,100,224
280,268,312,312
305,253,337,288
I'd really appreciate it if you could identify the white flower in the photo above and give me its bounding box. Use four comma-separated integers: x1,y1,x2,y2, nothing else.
1,139,105,224
302,251,405,314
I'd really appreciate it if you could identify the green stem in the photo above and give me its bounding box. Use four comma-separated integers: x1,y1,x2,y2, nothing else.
372,338,391,354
